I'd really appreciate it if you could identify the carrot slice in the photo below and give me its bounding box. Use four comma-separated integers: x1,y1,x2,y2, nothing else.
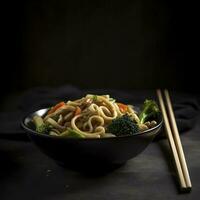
48,102,65,114
117,103,128,113
75,106,81,116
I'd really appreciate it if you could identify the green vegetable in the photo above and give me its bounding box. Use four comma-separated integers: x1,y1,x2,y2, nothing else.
107,114,139,136
93,95,98,101
33,116,50,134
60,128,85,138
109,97,116,102
139,99,160,124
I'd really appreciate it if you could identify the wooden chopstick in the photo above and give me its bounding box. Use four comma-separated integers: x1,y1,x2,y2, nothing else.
156,89,191,191
164,90,192,189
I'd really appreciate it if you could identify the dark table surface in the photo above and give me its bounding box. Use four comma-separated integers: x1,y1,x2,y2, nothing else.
0,88,200,200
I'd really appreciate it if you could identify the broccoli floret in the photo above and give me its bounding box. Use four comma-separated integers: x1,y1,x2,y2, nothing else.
139,99,160,124
33,116,50,134
107,114,139,136
36,124,50,134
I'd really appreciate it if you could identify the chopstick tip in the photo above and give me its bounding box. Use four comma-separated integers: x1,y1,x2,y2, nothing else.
180,186,192,193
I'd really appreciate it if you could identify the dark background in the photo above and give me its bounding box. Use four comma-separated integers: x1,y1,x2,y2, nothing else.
1,0,198,98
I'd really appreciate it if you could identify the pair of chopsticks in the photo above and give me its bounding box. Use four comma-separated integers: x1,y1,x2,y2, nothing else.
156,89,192,192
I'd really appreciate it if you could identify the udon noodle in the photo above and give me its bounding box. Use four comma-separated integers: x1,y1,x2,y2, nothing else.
33,94,158,138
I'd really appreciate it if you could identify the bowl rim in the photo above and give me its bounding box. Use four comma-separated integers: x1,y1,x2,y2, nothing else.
21,107,163,141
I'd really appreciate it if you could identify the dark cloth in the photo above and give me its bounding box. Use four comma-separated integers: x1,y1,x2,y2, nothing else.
0,85,199,140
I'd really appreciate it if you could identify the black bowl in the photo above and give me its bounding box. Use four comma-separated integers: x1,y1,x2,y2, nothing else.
21,108,163,172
